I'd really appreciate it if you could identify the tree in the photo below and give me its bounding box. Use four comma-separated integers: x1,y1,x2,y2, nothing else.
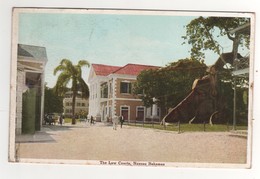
133,59,206,113
182,17,251,125
182,17,250,61
53,59,90,124
44,86,63,114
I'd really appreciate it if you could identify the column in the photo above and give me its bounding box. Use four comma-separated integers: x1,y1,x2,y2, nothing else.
152,97,159,120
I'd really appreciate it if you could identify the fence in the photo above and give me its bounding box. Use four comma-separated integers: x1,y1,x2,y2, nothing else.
126,119,246,133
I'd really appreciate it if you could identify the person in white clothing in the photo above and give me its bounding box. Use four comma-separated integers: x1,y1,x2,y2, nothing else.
112,114,119,130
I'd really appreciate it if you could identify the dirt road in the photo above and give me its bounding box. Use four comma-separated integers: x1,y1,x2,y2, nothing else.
16,122,248,165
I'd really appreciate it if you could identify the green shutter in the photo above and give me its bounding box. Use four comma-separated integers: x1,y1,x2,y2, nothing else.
22,89,36,134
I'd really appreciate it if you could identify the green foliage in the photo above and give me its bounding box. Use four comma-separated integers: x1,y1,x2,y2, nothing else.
44,86,63,114
53,59,90,98
235,78,249,124
64,118,72,124
182,17,250,60
53,59,90,119
133,59,207,110
181,16,250,124
216,69,249,125
76,109,88,118
134,58,249,125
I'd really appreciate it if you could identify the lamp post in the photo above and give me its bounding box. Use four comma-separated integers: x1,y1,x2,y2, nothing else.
233,78,237,131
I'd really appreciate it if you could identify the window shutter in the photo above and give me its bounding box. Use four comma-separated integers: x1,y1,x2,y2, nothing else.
120,82,124,93
129,83,132,93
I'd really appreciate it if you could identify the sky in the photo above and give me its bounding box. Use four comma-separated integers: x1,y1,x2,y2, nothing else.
18,10,240,88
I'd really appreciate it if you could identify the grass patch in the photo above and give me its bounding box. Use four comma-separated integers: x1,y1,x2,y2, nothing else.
64,118,82,124
64,118,72,123
127,122,247,132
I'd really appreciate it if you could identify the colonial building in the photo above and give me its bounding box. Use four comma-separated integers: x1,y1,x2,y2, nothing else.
63,91,89,118
88,63,161,122
16,44,47,134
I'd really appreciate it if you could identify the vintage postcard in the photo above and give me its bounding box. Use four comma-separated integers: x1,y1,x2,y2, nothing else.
9,8,255,168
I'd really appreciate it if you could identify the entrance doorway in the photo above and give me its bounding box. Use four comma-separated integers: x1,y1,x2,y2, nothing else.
121,106,129,122
136,106,145,121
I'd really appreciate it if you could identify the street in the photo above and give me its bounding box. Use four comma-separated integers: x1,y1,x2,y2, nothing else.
16,122,248,165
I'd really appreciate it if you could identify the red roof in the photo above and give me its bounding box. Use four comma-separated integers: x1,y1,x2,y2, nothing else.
92,64,121,76
92,63,159,76
113,64,159,76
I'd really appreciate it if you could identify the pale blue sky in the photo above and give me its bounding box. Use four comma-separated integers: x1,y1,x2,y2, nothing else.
18,12,238,88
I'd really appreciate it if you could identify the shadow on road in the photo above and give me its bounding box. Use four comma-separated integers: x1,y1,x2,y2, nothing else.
15,124,76,143
15,122,109,144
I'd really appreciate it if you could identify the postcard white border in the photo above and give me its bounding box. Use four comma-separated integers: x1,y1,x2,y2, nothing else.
8,8,255,169
1,1,259,178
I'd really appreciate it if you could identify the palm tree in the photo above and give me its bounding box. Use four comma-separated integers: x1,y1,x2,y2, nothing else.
53,59,90,124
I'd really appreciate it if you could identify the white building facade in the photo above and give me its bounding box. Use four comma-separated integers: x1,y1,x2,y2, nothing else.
63,91,89,117
88,63,162,122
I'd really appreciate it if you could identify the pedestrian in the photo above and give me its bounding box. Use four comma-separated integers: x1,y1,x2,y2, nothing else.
112,114,119,130
90,115,94,125
119,115,124,128
106,115,109,122
59,115,63,125
48,115,53,125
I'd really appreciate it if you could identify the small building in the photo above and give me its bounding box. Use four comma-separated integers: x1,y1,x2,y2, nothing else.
88,63,160,122
63,91,89,118
16,44,47,134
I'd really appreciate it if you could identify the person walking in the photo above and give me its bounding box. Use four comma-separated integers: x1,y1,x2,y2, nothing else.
119,115,124,128
90,115,94,125
112,114,119,130
59,115,63,126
